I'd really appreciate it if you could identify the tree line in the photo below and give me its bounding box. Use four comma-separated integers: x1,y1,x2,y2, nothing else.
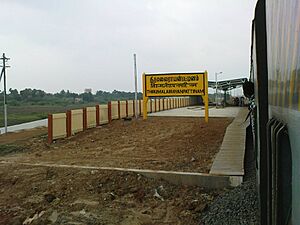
0,88,143,106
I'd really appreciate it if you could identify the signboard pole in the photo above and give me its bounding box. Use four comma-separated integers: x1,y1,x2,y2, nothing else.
204,70,209,123
142,73,148,119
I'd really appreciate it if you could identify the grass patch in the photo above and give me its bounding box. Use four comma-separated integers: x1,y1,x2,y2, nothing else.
0,103,104,127
0,144,26,156
0,113,48,127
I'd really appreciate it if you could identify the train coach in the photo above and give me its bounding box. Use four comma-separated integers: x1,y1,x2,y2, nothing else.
246,0,300,224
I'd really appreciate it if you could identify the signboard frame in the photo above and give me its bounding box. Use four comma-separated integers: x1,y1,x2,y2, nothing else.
142,71,209,122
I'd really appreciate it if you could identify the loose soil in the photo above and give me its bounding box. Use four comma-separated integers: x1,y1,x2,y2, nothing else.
0,127,47,145
1,117,232,173
0,117,233,224
0,164,224,225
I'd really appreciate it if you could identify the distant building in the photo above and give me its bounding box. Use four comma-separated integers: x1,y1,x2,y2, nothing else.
74,97,83,103
84,88,92,93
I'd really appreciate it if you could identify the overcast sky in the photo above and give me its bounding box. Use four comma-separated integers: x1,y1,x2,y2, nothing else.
0,0,257,93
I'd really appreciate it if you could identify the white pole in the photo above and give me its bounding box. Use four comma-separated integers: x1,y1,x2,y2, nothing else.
134,54,138,119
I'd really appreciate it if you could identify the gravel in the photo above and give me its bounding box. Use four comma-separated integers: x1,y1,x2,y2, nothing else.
199,126,259,225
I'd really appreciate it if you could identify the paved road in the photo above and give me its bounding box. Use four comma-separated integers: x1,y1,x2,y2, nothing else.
0,119,47,134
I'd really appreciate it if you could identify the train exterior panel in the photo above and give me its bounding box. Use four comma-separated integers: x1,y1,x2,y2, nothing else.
251,0,299,224
266,1,300,224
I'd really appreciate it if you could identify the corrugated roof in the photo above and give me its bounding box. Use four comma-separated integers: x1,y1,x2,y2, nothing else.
208,78,247,91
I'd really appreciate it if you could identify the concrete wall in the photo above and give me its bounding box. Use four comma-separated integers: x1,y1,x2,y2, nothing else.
86,107,97,128
52,113,67,139
147,100,151,113
48,97,191,143
99,104,108,125
151,99,155,112
119,101,127,118
164,99,168,110
159,99,164,111
71,109,83,134
127,100,134,117
111,101,119,120
157,100,160,111
137,100,141,115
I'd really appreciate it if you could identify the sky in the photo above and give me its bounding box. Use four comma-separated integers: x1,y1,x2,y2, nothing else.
0,0,257,93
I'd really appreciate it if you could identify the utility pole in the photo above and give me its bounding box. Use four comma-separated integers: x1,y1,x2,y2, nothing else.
0,53,10,134
133,53,138,119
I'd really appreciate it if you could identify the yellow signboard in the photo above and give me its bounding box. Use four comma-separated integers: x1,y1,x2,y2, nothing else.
144,73,205,97
142,71,209,123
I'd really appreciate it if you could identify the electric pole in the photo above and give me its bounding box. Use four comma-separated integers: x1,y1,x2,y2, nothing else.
0,53,10,134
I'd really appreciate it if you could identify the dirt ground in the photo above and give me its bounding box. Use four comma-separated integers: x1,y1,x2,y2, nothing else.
1,117,232,173
0,164,226,225
0,117,233,224
0,127,47,145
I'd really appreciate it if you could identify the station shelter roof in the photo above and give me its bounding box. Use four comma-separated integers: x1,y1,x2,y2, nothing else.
208,78,248,91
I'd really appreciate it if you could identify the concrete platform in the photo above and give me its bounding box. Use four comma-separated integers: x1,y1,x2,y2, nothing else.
209,108,249,182
149,106,240,118
149,106,249,185
0,161,241,188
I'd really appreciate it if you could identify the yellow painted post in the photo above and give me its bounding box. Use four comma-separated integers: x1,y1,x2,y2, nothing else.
204,71,209,123
142,73,148,119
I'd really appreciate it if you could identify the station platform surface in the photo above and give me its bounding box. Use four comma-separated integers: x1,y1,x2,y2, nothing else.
150,106,249,182
149,106,241,118
209,107,249,177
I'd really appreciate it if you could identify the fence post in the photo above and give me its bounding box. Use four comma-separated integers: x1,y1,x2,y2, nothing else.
118,101,121,119
96,105,100,126
108,102,112,123
139,99,142,116
66,110,72,137
83,108,87,130
48,114,53,144
126,100,128,117
133,100,135,117
158,99,161,111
